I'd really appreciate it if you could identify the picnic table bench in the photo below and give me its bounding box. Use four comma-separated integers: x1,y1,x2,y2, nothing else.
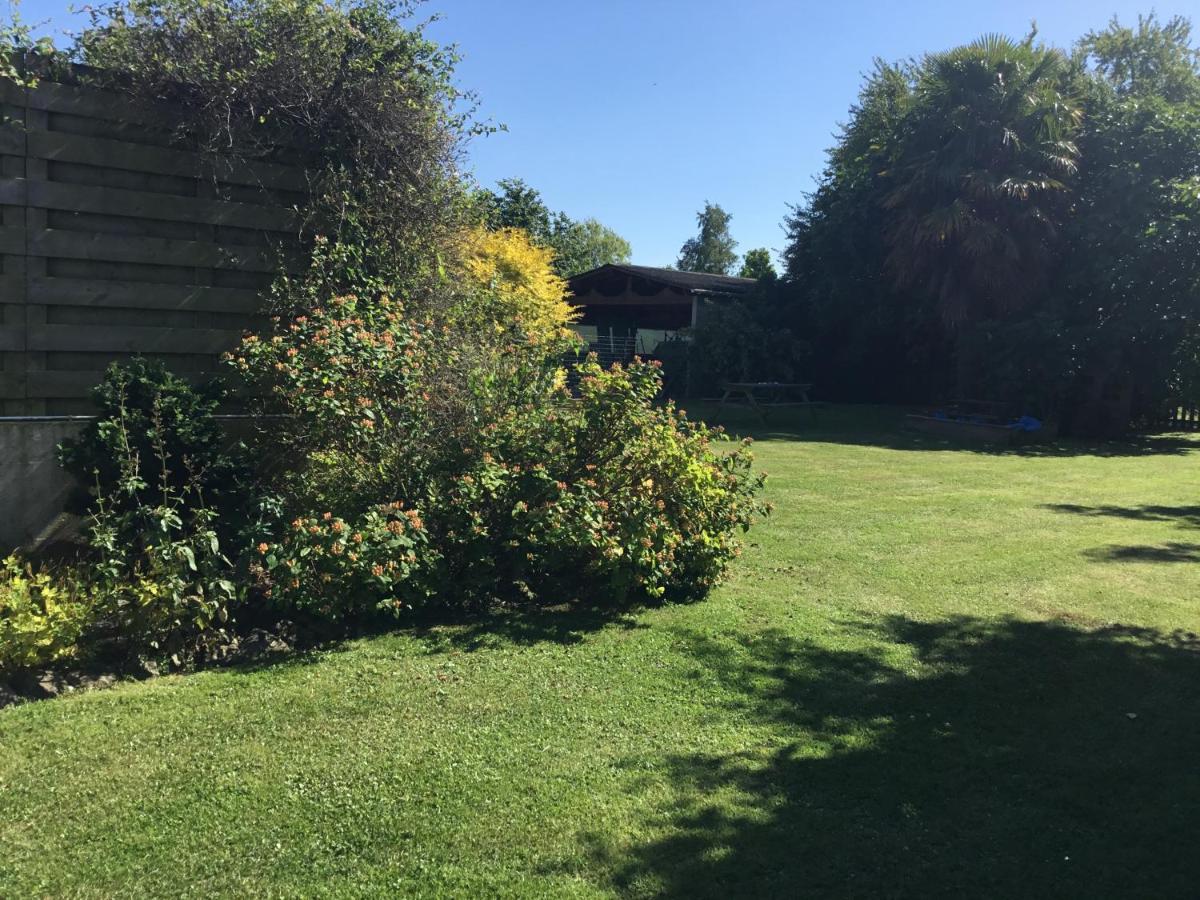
718,382,818,422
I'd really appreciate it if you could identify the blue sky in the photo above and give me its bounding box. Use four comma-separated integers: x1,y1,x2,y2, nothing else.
11,0,1200,267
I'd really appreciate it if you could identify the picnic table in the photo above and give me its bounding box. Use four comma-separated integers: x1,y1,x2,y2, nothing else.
718,382,817,421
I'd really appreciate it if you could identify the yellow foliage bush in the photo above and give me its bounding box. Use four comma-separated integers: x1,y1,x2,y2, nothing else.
457,227,578,344
0,556,92,673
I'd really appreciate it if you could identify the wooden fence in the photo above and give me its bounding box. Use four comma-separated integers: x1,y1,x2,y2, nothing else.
0,76,306,415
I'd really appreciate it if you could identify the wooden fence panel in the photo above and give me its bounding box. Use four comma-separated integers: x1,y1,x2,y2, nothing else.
0,77,304,414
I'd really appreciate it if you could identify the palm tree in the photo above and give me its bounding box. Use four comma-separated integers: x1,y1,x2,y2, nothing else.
883,35,1082,326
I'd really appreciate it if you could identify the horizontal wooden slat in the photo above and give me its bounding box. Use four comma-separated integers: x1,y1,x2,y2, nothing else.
0,178,301,232
28,80,181,130
2,76,305,413
0,274,24,300
28,130,306,192
24,370,146,399
3,368,247,399
21,277,264,314
0,372,24,398
0,78,24,108
27,324,243,354
0,226,24,254
0,78,182,131
0,327,23,351
0,124,23,156
29,229,291,273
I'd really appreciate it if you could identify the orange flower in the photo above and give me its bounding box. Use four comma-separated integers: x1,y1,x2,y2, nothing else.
257,542,269,554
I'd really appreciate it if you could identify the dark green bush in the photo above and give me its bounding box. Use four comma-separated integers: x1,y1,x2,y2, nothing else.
661,301,810,398
59,361,244,657
59,358,248,534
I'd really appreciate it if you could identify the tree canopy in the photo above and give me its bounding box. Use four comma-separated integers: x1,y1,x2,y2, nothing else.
739,248,777,281
779,14,1200,434
677,202,738,275
480,178,631,277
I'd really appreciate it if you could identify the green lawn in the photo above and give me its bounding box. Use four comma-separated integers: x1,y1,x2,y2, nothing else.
3,406,1200,898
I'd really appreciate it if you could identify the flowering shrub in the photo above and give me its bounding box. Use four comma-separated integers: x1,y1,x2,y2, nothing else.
237,288,767,615
234,241,767,620
251,504,432,620
423,357,769,606
230,288,439,513
232,238,579,519
0,557,92,673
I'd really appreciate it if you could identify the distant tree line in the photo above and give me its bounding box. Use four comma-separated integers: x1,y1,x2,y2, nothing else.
479,178,632,277
667,16,1200,434
772,15,1200,435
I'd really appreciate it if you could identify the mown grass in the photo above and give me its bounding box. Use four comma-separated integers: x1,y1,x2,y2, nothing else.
3,405,1199,898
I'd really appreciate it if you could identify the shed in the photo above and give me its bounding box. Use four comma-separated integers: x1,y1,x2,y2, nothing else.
567,264,755,361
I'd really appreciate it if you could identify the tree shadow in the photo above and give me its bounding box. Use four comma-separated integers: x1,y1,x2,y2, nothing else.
411,602,649,654
1041,504,1200,564
1084,543,1200,563
591,616,1200,897
1044,504,1200,529
682,402,1200,458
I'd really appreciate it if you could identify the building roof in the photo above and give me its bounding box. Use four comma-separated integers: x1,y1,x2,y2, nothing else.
568,264,757,298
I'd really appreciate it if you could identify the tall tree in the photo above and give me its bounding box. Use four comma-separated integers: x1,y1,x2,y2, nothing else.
1081,13,1200,102
782,60,947,403
550,217,632,277
481,179,632,277
1059,15,1200,432
738,248,776,280
483,178,553,242
677,202,738,275
883,35,1082,326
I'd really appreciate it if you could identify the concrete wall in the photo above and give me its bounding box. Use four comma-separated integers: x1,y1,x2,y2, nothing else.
0,415,267,551
0,418,87,550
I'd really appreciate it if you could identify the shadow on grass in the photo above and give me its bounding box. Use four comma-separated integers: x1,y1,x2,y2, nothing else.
1084,543,1200,563
1042,504,1200,564
211,602,650,677
589,616,1200,898
1044,503,1200,528
411,602,649,653
681,402,1200,458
